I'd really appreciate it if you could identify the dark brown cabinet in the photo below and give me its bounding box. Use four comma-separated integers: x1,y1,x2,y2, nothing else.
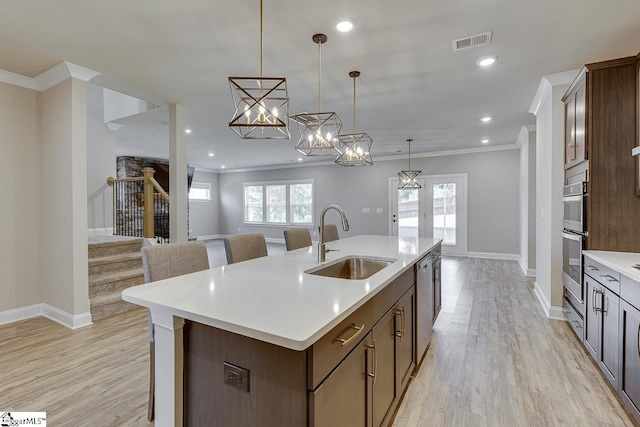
564,80,587,167
584,274,600,358
396,288,415,392
433,251,442,323
563,56,640,252
310,332,372,427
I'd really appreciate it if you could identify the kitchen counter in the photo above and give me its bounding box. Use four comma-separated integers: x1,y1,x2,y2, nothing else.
122,235,441,427
582,250,640,282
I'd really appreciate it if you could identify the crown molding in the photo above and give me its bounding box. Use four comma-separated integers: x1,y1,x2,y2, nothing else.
0,62,100,92
529,69,579,116
105,123,124,131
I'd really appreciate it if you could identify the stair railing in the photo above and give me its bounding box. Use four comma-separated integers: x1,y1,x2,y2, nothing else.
107,167,170,242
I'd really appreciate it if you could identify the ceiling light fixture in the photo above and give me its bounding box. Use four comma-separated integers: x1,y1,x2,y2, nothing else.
208,152,215,157
477,56,497,67
398,139,421,189
481,116,492,122
335,71,373,167
481,139,489,144
290,34,342,156
228,0,289,139
185,128,193,134
336,19,354,32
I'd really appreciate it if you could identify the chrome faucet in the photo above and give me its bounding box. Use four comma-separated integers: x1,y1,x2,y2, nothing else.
318,204,350,262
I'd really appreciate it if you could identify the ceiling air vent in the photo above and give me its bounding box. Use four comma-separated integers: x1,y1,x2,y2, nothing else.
452,31,493,51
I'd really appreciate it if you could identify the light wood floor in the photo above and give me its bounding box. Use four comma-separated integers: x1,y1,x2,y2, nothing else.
0,256,635,426
393,257,636,427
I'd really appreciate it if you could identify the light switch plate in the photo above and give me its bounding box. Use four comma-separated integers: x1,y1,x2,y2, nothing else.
362,208,370,213
376,208,383,214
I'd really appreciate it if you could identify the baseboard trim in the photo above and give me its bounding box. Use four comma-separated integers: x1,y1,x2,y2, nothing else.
0,304,42,325
265,237,286,244
87,227,114,237
517,256,537,277
196,234,225,241
466,251,520,261
42,304,93,330
532,282,564,320
0,303,93,329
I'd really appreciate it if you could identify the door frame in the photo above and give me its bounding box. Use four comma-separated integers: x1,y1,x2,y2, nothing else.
388,177,425,238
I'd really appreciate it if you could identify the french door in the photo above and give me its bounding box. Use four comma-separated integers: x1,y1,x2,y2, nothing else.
390,174,467,256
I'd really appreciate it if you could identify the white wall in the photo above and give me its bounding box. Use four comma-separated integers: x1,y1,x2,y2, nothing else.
87,83,116,232
39,78,90,317
0,81,41,312
518,126,537,275
530,71,577,318
218,148,521,256
189,170,219,238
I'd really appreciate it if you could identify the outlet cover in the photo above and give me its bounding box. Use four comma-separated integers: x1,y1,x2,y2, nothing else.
376,208,383,214
362,208,370,213
224,361,250,392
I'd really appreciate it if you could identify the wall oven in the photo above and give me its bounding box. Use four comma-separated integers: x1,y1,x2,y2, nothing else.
562,181,588,316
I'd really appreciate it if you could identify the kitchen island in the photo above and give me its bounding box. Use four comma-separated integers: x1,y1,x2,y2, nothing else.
122,235,441,427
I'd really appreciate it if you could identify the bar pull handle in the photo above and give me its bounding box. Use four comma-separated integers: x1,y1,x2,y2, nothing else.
594,288,604,313
394,308,403,338
335,324,364,347
637,323,640,360
585,265,599,272
366,340,377,384
600,274,619,283
401,305,406,338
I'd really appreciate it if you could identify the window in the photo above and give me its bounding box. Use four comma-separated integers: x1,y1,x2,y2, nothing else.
189,182,211,201
243,180,313,225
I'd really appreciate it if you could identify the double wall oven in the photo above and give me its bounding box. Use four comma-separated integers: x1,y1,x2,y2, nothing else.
562,182,588,328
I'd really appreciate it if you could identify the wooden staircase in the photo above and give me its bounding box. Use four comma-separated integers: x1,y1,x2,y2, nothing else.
88,237,145,321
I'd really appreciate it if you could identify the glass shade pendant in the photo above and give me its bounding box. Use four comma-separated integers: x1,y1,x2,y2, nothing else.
398,139,422,189
336,71,373,167
291,34,342,156
229,0,290,139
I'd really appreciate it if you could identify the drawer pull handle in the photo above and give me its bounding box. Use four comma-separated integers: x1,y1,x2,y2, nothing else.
585,265,599,272
571,320,582,329
335,324,364,347
600,274,619,283
594,288,604,313
366,340,377,384
637,323,640,360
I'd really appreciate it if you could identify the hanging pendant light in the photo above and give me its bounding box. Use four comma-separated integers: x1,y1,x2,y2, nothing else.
398,139,422,189
290,34,342,156
229,0,289,139
335,71,373,167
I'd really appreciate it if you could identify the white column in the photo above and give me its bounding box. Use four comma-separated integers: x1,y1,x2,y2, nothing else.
151,309,185,427
169,103,188,242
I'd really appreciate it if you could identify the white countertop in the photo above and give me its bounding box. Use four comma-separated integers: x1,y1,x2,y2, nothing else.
583,250,640,282
122,235,441,351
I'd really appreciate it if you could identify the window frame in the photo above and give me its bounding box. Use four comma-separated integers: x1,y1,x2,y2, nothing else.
188,181,212,202
243,179,314,226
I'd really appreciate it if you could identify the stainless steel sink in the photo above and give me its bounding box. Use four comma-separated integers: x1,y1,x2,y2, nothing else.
305,256,396,280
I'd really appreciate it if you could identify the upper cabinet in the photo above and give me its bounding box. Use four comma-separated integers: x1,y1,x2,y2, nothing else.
563,55,640,252
563,75,587,168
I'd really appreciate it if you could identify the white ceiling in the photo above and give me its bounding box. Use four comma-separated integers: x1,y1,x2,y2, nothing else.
2,0,640,171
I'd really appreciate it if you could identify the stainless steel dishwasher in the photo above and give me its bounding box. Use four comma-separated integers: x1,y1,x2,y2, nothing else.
416,254,433,361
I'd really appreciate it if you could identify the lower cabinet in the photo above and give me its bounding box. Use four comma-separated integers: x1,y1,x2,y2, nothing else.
310,332,372,427
620,300,640,422
583,273,619,388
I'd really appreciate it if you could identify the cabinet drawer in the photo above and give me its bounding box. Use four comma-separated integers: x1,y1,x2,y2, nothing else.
563,297,584,342
584,256,621,295
621,275,640,311
372,268,415,322
308,299,373,390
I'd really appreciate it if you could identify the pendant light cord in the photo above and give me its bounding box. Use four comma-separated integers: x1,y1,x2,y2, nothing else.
259,0,263,78
408,139,412,170
353,76,356,133
318,40,322,112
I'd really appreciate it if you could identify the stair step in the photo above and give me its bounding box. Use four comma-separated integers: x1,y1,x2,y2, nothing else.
89,268,145,298
90,296,138,322
88,238,144,259
89,252,143,275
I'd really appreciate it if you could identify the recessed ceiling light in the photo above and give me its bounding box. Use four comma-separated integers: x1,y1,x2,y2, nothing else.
208,152,215,157
481,116,492,122
477,56,497,67
185,129,193,134
221,165,226,169
336,19,354,33
297,158,303,162
481,139,489,144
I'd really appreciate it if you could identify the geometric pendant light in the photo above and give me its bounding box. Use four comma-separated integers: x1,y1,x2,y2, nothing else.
290,34,342,156
335,70,373,166
228,0,290,139
398,139,422,189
